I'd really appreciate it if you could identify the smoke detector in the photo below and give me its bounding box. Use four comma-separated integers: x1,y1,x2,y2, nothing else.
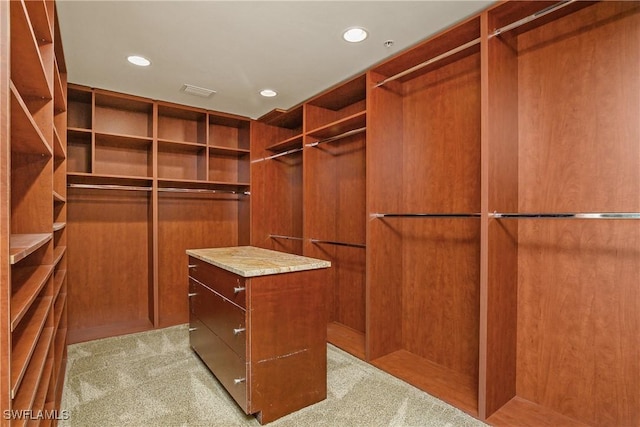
181,84,216,98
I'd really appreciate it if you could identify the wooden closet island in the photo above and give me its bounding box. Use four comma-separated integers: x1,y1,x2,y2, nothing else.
186,246,331,424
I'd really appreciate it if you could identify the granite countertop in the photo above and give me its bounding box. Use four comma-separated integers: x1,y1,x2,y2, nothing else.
186,246,331,277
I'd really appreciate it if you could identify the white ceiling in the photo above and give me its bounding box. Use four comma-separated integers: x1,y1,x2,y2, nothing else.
57,1,494,119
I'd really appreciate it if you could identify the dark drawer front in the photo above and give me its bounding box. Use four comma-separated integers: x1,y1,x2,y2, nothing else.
190,278,247,359
188,256,246,308
189,317,248,412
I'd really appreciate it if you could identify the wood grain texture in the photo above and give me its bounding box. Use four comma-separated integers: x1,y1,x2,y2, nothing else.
401,219,480,380
157,193,241,328
371,349,478,416
483,4,640,425
517,1,639,213
366,70,404,360
247,269,327,424
250,121,303,254
516,221,640,427
66,189,152,339
11,154,53,236
401,52,480,213
481,7,520,418
1,1,10,417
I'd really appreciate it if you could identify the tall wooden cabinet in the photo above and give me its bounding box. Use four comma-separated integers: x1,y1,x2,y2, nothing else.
1,0,68,424
251,1,639,425
65,86,250,342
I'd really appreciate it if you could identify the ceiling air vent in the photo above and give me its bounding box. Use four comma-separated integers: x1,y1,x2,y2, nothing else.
181,84,216,98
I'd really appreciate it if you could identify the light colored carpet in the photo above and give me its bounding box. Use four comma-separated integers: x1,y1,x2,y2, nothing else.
60,325,487,427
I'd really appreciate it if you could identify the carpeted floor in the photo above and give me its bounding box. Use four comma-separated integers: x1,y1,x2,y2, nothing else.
60,325,487,427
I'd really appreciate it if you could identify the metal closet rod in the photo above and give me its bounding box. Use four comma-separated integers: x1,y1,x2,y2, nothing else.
158,187,250,195
374,0,577,88
310,239,366,249
252,147,303,164
269,234,304,241
372,213,481,218
490,0,577,38
68,183,152,191
490,212,640,220
305,127,366,148
374,38,480,88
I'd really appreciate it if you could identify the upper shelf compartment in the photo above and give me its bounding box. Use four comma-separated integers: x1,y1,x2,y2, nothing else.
94,91,153,139
261,106,304,153
305,74,366,134
208,113,251,153
158,103,207,145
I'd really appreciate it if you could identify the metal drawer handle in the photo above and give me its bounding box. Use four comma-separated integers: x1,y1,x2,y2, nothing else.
188,264,197,268
189,327,197,332
233,286,245,294
233,327,246,335
188,292,197,297
234,378,246,385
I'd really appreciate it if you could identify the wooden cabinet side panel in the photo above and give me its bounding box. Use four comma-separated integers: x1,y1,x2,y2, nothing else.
247,270,327,422
366,71,404,360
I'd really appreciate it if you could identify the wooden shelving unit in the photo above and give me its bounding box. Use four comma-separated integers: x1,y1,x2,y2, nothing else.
249,2,639,426
2,0,68,423
64,87,252,339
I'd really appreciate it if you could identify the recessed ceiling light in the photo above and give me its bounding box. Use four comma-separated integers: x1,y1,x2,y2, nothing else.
343,27,368,43
260,89,277,97
127,55,151,67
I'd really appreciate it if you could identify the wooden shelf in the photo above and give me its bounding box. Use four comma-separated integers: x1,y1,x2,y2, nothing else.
157,178,250,192
95,131,153,146
12,327,54,409
11,265,54,331
54,292,67,330
209,145,250,156
53,126,66,159
53,246,66,267
266,134,303,153
53,222,65,232
31,351,54,421
158,138,206,150
67,172,152,188
10,83,53,156
9,0,52,100
67,126,91,135
306,111,366,140
23,0,54,45
487,397,591,427
11,295,53,399
327,322,365,360
371,350,478,417
52,191,66,203
53,66,67,114
10,233,53,265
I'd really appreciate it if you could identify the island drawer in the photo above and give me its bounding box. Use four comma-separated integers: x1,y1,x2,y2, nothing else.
189,316,248,411
190,278,246,359
188,256,246,308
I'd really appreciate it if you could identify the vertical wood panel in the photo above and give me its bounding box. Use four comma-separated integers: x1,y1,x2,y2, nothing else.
157,194,239,328
366,71,404,359
67,189,152,341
